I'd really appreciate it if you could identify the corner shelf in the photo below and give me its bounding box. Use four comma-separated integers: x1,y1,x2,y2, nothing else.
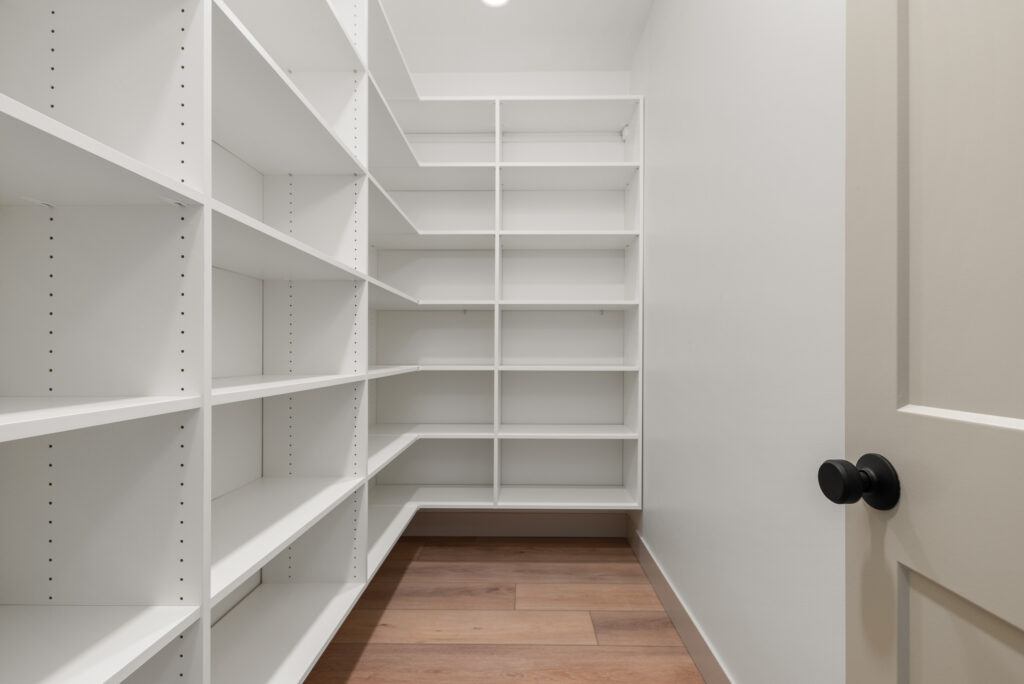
500,163,639,191
498,424,638,440
0,605,199,684
498,486,639,510
211,476,362,603
212,582,364,684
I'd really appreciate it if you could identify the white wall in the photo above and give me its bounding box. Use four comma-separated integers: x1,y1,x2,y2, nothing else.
631,2,846,683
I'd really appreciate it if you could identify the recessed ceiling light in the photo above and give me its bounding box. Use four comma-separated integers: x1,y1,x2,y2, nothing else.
481,0,510,7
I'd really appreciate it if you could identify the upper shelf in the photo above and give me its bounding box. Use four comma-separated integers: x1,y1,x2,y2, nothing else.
218,0,363,74
0,95,202,207
211,201,363,281
501,98,640,134
390,98,496,136
369,76,418,171
212,1,362,176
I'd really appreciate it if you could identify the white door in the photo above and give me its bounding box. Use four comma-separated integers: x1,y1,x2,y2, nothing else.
844,0,1024,682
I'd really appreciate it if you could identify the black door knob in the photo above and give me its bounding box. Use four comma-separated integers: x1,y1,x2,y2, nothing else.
818,453,900,510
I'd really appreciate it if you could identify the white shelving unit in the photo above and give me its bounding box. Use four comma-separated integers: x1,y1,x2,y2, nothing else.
0,0,641,680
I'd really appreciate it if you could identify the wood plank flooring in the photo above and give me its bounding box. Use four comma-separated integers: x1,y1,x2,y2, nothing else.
308,537,705,683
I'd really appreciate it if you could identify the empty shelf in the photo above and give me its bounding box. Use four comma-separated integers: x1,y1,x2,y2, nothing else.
498,486,639,510
0,396,202,444
366,365,419,381
500,97,640,134
500,300,639,311
211,476,362,603
211,202,363,281
371,485,494,508
0,94,202,207
371,231,495,250
499,424,638,439
367,278,419,309
367,502,417,577
500,163,639,191
212,374,362,405
374,163,495,192
212,582,363,684
0,605,198,684
499,232,639,251
500,365,639,372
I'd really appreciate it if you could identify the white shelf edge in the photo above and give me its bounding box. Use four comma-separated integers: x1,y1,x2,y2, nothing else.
368,72,419,170
499,365,639,372
0,604,199,684
497,424,639,439
0,396,202,444
365,365,419,381
211,200,365,282
497,486,640,510
211,374,364,406
0,93,204,206
366,503,417,578
210,476,364,604
211,582,364,684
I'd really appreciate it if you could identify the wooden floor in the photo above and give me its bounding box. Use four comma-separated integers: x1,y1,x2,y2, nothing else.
308,537,705,683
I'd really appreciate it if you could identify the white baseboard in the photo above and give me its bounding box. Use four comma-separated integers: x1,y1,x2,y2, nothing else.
628,523,733,684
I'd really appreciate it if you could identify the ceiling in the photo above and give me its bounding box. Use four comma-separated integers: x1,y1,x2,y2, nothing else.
380,0,654,74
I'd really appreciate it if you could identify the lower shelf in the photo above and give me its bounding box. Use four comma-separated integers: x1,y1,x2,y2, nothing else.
0,604,198,684
212,582,363,684
0,395,201,443
211,374,362,405
211,476,363,603
498,486,639,510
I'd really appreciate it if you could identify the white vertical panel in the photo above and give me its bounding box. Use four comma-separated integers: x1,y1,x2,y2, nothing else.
263,280,360,375
211,401,262,499
211,268,263,379
263,384,362,479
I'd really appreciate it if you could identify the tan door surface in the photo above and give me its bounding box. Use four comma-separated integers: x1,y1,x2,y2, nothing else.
846,0,1024,682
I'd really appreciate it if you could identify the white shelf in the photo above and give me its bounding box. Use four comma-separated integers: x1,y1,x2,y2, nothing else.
212,1,362,176
369,423,495,477
371,231,495,250
499,424,638,440
498,486,639,510
211,476,362,603
390,97,496,134
421,365,496,372
369,75,418,170
417,300,496,311
368,277,419,309
375,163,495,192
367,502,417,577
211,374,363,406
0,94,202,207
366,365,419,381
501,97,640,134
500,300,640,311
0,605,198,684
372,484,495,508
369,177,418,237
0,396,202,444
500,232,639,250
500,163,639,191
211,202,363,281
212,582,363,684
500,365,638,372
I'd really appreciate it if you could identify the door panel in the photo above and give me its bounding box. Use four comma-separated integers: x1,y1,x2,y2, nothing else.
847,0,1024,681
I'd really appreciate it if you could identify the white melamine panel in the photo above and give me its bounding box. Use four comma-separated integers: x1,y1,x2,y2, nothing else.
500,439,624,486
212,373,363,405
502,310,632,366
501,190,627,233
497,486,638,510
501,164,638,191
366,502,416,575
263,174,367,269
291,71,367,163
212,268,263,379
0,0,205,187
263,384,365,480
374,371,493,425
212,2,361,176
212,582,363,684
263,493,365,584
263,280,362,375
392,190,496,233
376,310,494,365
370,484,494,508
367,0,418,101
212,400,263,500
0,206,203,398
501,371,625,425
375,250,495,300
0,413,202,605
120,621,202,684
369,179,417,237
376,440,494,486
501,98,640,163
0,96,202,207
0,606,199,684
375,164,494,192
408,134,496,164
211,574,260,625
212,144,265,219
503,134,629,164
391,99,495,135
502,249,628,301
